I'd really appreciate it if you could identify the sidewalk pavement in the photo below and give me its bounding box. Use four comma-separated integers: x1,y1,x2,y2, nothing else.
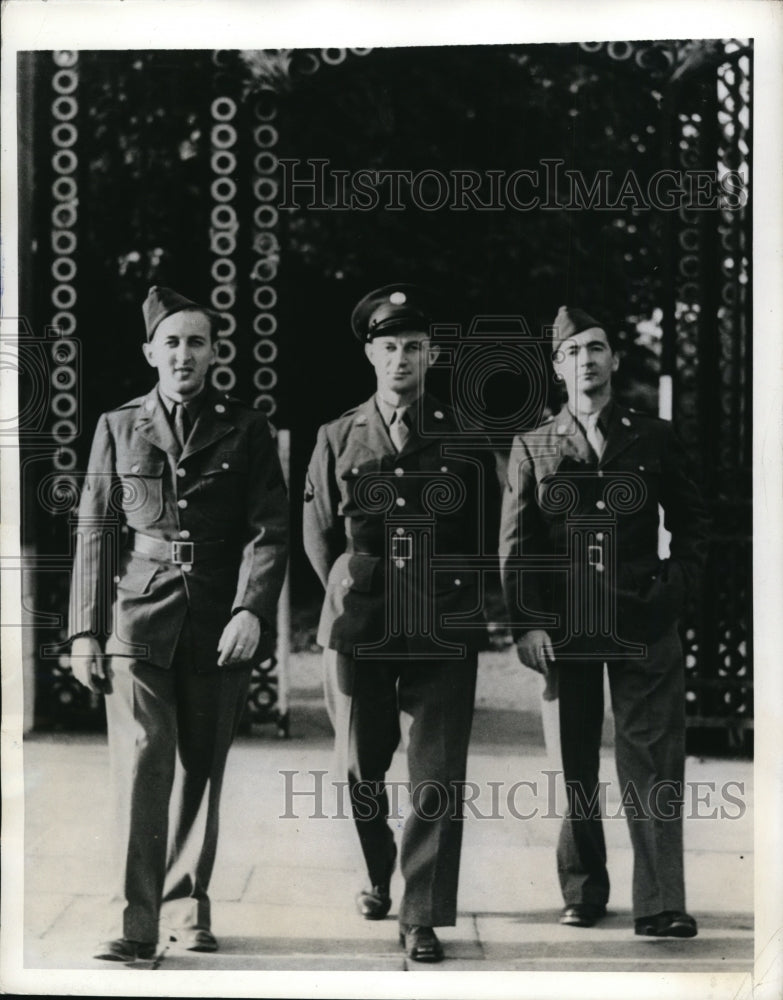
21,652,753,976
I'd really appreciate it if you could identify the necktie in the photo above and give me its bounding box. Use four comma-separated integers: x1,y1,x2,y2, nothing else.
584,411,605,460
389,408,410,453
173,402,192,450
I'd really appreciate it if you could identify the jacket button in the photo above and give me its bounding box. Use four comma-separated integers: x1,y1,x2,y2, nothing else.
176,468,186,478
179,529,191,539
395,527,405,536
441,466,448,472
395,559,406,569
454,578,461,586
434,410,444,420
351,467,359,475
341,578,350,587
639,464,646,471
596,532,604,542
182,563,193,573
113,575,121,584
215,404,226,414
394,467,404,476
597,470,604,477
595,564,605,573
596,500,606,510
131,463,140,473
178,499,188,509
395,497,406,507
621,416,631,426
222,462,229,470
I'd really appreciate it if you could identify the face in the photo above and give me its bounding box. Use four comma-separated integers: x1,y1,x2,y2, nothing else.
552,326,618,400
364,332,439,399
143,310,216,399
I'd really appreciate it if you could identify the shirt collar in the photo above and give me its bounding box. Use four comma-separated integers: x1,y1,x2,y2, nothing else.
158,385,207,417
568,397,613,436
374,392,422,428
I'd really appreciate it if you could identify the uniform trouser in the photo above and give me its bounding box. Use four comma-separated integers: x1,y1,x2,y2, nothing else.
323,649,478,927
556,625,686,919
105,650,252,943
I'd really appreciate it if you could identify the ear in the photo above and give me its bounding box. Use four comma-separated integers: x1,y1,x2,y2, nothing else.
426,342,440,366
209,339,218,365
142,341,156,368
611,351,620,373
364,341,375,364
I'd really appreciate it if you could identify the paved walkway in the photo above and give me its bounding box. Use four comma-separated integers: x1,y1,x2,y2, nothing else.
16,652,754,987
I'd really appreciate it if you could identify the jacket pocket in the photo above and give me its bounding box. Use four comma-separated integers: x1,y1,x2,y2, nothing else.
328,552,380,593
116,454,165,522
116,557,160,595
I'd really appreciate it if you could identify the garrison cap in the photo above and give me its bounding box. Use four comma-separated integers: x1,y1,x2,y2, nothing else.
551,305,606,348
351,284,434,342
142,285,218,341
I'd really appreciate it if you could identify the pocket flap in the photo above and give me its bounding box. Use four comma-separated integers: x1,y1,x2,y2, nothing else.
117,557,160,594
117,455,165,477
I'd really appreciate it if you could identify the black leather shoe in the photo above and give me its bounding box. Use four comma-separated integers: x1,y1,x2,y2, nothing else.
635,910,698,938
559,903,607,927
93,938,157,962
399,924,444,963
355,842,397,920
170,928,219,952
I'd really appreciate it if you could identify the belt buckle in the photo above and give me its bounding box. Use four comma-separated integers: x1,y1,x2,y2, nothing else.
171,540,194,565
587,544,602,566
391,535,412,561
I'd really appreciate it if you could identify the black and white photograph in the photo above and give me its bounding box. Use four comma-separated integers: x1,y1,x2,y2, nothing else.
1,2,781,998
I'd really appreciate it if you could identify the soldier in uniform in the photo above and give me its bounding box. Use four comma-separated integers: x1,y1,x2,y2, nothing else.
499,306,709,937
68,286,289,961
303,285,499,962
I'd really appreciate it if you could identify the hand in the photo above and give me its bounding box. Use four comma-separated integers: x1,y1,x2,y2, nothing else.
516,629,555,675
70,636,110,693
217,609,261,667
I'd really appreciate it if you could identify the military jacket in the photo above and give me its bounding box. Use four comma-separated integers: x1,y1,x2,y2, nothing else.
499,401,709,656
68,384,289,672
303,393,500,658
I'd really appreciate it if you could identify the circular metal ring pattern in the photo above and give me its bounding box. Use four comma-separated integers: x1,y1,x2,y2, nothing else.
52,122,78,147
52,418,77,444
254,394,277,415
253,231,279,255
253,177,278,201
253,367,278,391
211,365,236,391
211,232,237,256
53,70,78,94
52,311,77,335
52,176,77,201
253,339,278,364
51,338,77,365
54,50,79,68
210,96,237,121
211,177,237,203
52,457,78,478
51,365,77,391
253,205,278,229
215,339,237,364
253,151,278,175
52,149,78,174
350,48,373,56
211,123,237,149
253,313,278,336
211,285,236,309
211,258,236,283
322,48,347,65
52,96,78,121
254,95,277,121
211,204,238,230
253,285,277,310
52,393,78,418
216,313,237,337
607,41,634,60
51,257,77,282
52,202,77,228
253,125,278,148
251,257,278,282
52,284,77,309
210,150,237,175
